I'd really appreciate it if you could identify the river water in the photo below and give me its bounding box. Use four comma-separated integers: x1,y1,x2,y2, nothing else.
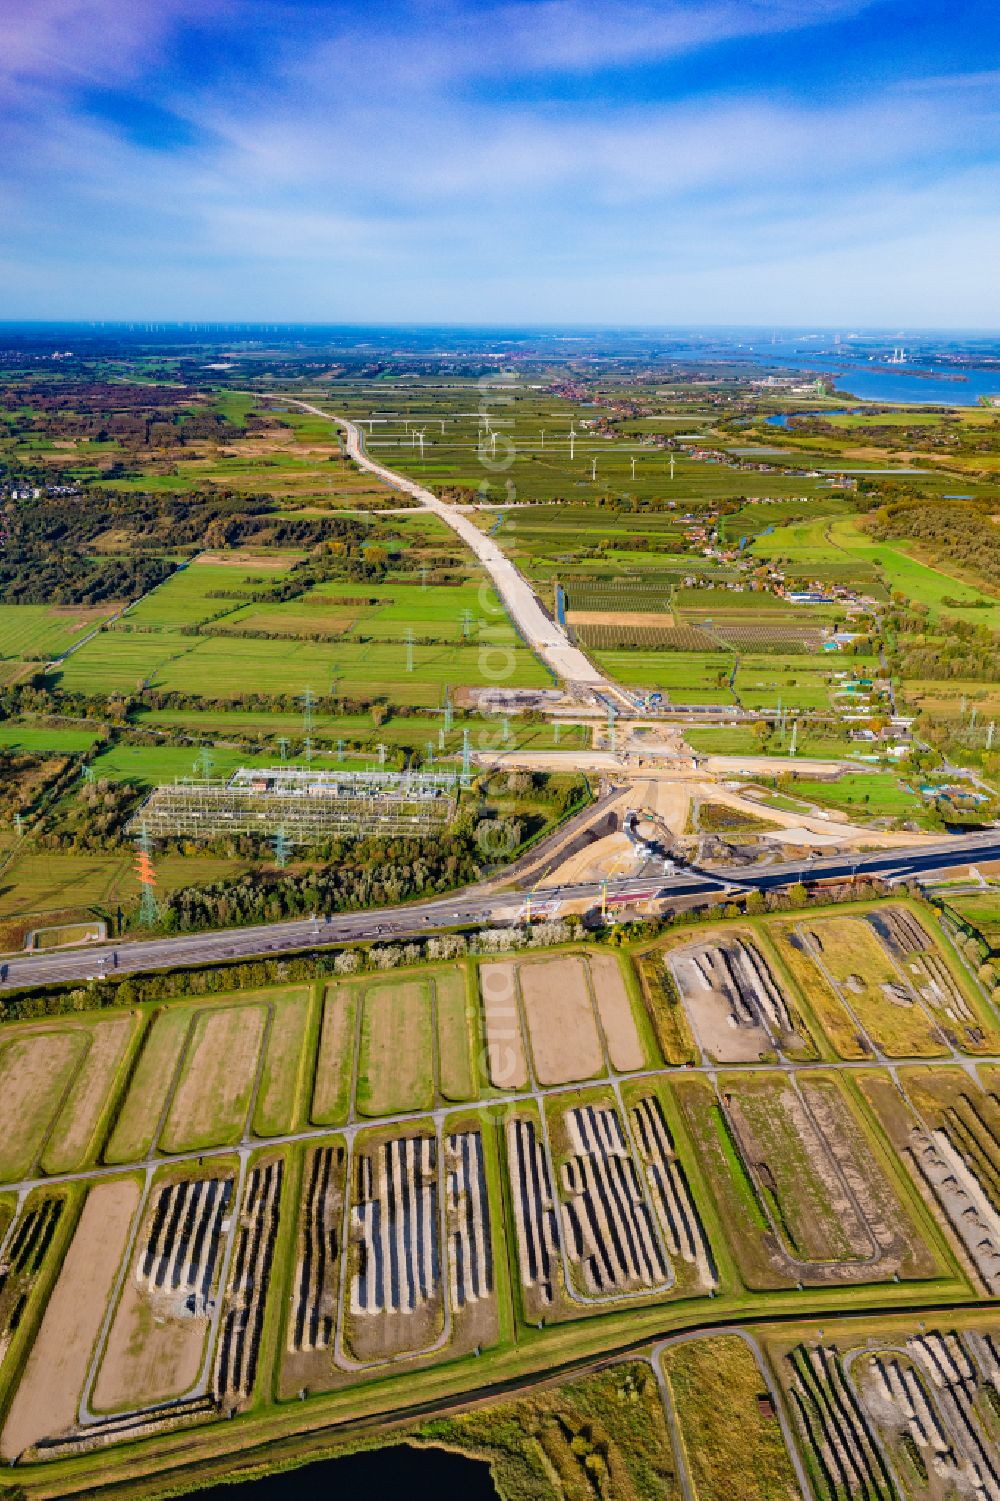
778,361,1000,405
188,1445,499,1500
740,344,1000,406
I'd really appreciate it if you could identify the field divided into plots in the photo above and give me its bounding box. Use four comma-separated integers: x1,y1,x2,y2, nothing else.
50,554,548,705
0,904,988,1485
769,1316,1000,1501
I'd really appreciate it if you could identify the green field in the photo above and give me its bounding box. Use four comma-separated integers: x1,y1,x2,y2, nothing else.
590,647,735,699
87,743,368,786
134,707,587,754
0,724,103,754
121,559,297,630
683,724,857,759
54,630,550,702
943,890,1000,947
0,604,113,661
752,515,1000,626
782,771,926,820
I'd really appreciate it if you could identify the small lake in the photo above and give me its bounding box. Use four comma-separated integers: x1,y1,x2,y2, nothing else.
188,1445,499,1500
765,409,858,428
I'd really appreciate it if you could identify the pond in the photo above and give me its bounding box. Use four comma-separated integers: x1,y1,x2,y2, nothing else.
765,409,858,427
189,1444,499,1500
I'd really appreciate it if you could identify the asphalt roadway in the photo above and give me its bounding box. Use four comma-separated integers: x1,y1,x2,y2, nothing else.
292,397,607,688
4,828,999,993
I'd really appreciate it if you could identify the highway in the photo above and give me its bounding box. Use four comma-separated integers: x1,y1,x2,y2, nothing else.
3,829,998,993
290,398,608,689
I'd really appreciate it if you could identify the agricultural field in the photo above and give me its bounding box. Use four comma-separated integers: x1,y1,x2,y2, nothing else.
588,647,736,701
940,887,1000,948
131,705,587,755
767,1313,1000,1501
683,722,859,759
771,905,1000,1058
0,604,114,663
6,347,1000,1494
0,849,261,929
324,382,845,511
54,611,548,705
667,930,816,1063
0,724,104,755
752,513,1000,627
776,771,929,823
660,1334,801,1501
118,557,299,630
87,631,541,700
717,494,861,544
0,903,986,1492
479,949,650,1090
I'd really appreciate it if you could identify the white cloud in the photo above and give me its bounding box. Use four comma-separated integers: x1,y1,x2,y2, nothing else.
0,0,230,97
0,0,998,322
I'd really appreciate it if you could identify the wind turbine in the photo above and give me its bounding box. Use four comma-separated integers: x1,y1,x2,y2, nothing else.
630,457,636,480
591,457,597,481
669,454,676,480
569,425,576,461
416,428,426,459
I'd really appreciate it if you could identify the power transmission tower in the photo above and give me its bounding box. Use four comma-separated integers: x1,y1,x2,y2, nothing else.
426,740,434,765
273,826,290,869
444,692,453,733
461,609,473,640
135,825,159,926
278,736,289,761
462,728,471,781
377,742,387,766
337,738,345,762
302,686,316,735
553,721,561,745
405,625,414,674
194,746,214,779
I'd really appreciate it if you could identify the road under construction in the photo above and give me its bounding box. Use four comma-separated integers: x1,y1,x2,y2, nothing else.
4,828,999,994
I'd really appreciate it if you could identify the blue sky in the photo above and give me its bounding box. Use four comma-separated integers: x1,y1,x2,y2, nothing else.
2,0,1000,324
